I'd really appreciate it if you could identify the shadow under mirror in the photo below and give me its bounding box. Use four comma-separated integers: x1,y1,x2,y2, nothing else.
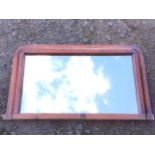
20,55,138,114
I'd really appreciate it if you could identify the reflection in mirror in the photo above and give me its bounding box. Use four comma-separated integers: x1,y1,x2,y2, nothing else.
20,55,138,114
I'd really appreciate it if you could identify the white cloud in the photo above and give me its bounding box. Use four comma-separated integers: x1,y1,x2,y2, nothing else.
21,56,111,113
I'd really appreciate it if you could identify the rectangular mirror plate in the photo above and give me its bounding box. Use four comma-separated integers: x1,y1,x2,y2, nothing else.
21,55,138,114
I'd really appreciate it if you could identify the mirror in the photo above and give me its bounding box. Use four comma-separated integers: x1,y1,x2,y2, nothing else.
20,55,138,114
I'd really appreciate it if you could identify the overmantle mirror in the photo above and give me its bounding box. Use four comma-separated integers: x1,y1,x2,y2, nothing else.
5,45,154,120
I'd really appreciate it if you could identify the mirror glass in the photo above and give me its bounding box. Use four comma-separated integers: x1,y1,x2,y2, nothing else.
20,55,138,114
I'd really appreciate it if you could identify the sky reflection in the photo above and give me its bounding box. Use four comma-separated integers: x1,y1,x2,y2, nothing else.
20,55,138,114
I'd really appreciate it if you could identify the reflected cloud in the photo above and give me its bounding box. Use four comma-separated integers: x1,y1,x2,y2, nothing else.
21,56,111,113
113,56,121,60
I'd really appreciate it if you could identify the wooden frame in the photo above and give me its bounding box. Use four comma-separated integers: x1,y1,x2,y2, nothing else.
4,44,154,120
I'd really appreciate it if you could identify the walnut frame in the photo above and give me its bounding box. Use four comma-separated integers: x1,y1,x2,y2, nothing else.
4,44,154,120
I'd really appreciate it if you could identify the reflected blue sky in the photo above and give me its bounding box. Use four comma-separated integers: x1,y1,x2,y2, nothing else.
20,55,138,114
